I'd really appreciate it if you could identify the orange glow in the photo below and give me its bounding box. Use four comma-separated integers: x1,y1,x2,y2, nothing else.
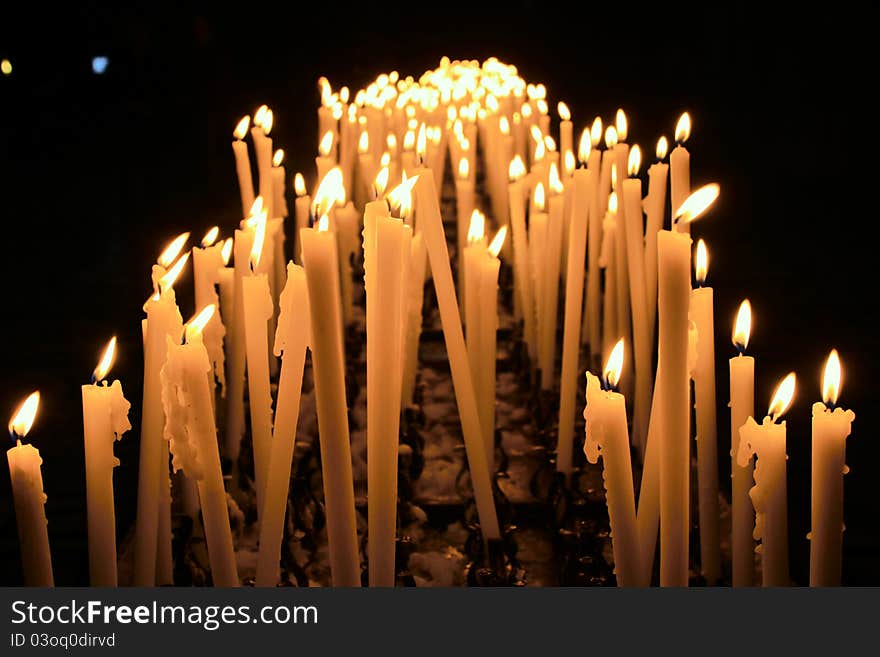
604,125,618,149
201,226,219,248
558,101,571,122
273,149,285,167
508,155,526,181
674,183,720,224
733,299,752,352
262,109,274,135
158,232,190,269
675,112,691,143
320,131,334,157
627,145,642,177
615,109,628,142
317,214,330,232
590,116,603,147
403,129,416,151
564,150,576,177
611,163,618,189
386,133,398,151
254,105,268,126
312,167,345,216
536,99,548,115
93,336,117,382
159,251,190,293
604,339,625,390
768,372,797,421
822,349,842,407
533,182,546,212
386,175,419,218
695,239,708,285
233,115,250,140
185,305,216,343
656,136,669,160
499,116,510,135
488,226,507,257
608,191,618,214
544,135,557,152
8,391,40,438
458,157,470,180
467,209,485,243
294,172,306,197
416,123,427,157
221,238,233,266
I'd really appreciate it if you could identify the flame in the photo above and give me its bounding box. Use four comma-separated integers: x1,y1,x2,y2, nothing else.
611,163,618,189
8,391,40,438
380,152,391,167
508,155,526,181
656,136,669,160
416,123,427,157
248,196,264,218
499,116,510,135
374,167,390,197
317,214,330,232
467,209,485,243
675,112,691,143
674,183,720,224
340,86,350,103
185,305,216,342
695,239,708,285
608,191,618,213
732,299,752,352
320,131,334,157
250,211,267,270
386,133,397,151
615,109,628,142
544,135,557,152
627,144,642,176
93,336,117,382
536,99,548,115
273,149,285,167
312,167,345,216
158,232,191,268
521,102,532,118
488,226,507,257
159,251,190,293
458,157,470,180
578,128,591,164
254,105,268,127
221,238,233,266
331,102,343,121
233,115,250,140
590,116,603,147
403,129,415,151
533,182,546,212
768,372,797,421
294,172,306,197
558,101,571,122
530,124,543,144
564,150,576,176
262,109,273,135
604,125,618,149
549,162,564,194
386,174,419,217
357,130,371,155
447,105,457,122
604,339,625,390
201,226,219,248
534,140,546,161
822,349,842,406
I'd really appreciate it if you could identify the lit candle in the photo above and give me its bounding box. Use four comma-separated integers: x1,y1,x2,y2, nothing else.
271,148,289,220
583,341,641,586
507,156,537,363
300,215,361,586
645,136,669,341
7,392,53,586
193,227,227,398
232,115,255,216
356,130,376,201
538,163,565,391
252,107,275,220
82,338,131,586
317,131,338,190
161,306,239,587
690,238,720,584
738,372,796,587
584,119,603,362
670,112,691,234
256,263,310,587
600,192,619,360
464,210,487,360
557,101,572,163
292,173,311,265
530,182,549,380
455,157,475,297
810,349,855,586
270,148,289,315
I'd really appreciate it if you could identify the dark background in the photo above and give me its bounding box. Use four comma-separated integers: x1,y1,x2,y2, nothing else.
0,3,877,585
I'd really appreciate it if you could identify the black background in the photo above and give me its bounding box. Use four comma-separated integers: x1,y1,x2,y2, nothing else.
0,3,877,585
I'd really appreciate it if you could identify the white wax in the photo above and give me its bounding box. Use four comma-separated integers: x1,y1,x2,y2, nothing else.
7,441,54,586
232,139,255,216
729,354,755,586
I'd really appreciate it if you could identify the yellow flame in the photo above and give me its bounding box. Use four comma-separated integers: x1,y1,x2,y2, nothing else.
386,174,419,217
674,183,720,224
549,162,564,194
605,125,618,149
294,172,306,197
768,372,797,421
558,101,571,121
615,108,628,142
822,349,842,406
374,167,390,197
611,163,618,189
8,391,40,438
544,135,557,152
386,133,397,151
488,226,507,257
158,232,191,268
254,105,268,127
380,151,391,167
536,99,548,115
417,123,427,157
458,157,470,180
733,299,752,352
534,182,546,211
186,305,216,342
578,128,591,164
317,214,330,232
331,102,343,121
273,149,285,167
608,191,618,214
403,129,415,151
221,238,233,266
508,155,526,181
604,339,625,389
467,209,485,243
312,167,345,216
590,116,603,147
627,144,642,177
499,116,510,135
262,109,273,135
320,131,334,157
159,251,190,293
656,136,669,160
695,239,708,285
564,150,576,176
92,336,117,382
534,140,546,161
340,86,350,103
675,112,691,143
530,124,543,144
250,211,267,269
201,226,219,248
233,115,250,140
521,102,532,118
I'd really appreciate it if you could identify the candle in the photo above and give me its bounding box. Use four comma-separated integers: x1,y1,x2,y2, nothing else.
270,148,289,313
530,182,549,380
252,108,275,220
538,163,565,391
401,230,427,407
464,210,487,359
657,183,719,586
584,120,603,362
271,148,289,220
582,341,641,586
810,349,855,586
134,244,187,586
193,227,227,397
507,156,537,363
738,372,796,587
334,199,360,326
413,172,501,540
730,299,756,586
82,338,131,586
256,264,310,587
161,306,239,587
557,102,572,163
7,392,53,586
300,215,361,586
690,239,720,584
600,193,618,360
455,157,475,297
317,131,337,190
232,115,255,216
645,136,669,341
292,173,311,265
670,112,691,234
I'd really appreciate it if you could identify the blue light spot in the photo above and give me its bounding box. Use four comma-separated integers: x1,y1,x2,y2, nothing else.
91,57,109,74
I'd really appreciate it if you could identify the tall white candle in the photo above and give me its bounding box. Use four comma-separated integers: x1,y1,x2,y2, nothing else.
232,116,255,216
508,156,537,363
193,228,227,398
292,173,311,265
670,113,691,234
584,122,603,362
539,164,565,391
645,137,669,342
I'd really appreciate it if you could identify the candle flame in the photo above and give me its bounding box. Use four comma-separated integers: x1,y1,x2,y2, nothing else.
608,191,618,214
159,251,190,293
675,112,691,143
331,102,343,121
250,211,267,270
544,135,557,152
564,150,576,177
386,133,398,151
317,214,330,232
386,174,419,218
603,339,625,390
416,122,427,157
467,209,485,243
340,86,350,103
488,226,507,258
536,99,548,116
262,109,274,135
578,128,591,164
158,232,191,268
185,305,216,343
557,101,571,122
93,336,117,382
374,167,390,197
549,162,564,194
530,124,543,144
695,239,709,285
822,349,842,407
611,163,618,189
534,140,546,162
627,144,642,177
312,167,345,216
380,151,390,167
605,125,618,149
233,115,250,140
273,149,285,167
590,116,603,147
656,136,669,160
320,131,334,157
615,109,628,142
254,105,268,127
403,129,416,151
508,155,526,181
499,116,510,135
534,182,546,211
521,102,532,118
458,157,470,180
201,226,219,248
674,183,720,224
8,391,40,439
221,238,233,266
733,299,752,352
768,372,796,421
294,172,306,197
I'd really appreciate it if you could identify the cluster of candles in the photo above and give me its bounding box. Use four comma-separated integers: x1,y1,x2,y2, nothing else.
6,57,855,588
